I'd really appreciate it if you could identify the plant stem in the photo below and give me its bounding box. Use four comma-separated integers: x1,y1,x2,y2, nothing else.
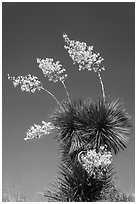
41,87,63,109
61,80,71,103
97,72,106,101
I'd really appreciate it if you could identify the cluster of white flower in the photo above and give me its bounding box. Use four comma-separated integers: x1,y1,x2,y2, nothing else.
63,33,105,73
24,121,55,140
78,145,112,178
8,74,43,93
37,58,68,83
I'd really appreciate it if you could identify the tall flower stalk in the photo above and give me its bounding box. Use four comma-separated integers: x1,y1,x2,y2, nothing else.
61,80,71,103
97,71,105,101
41,87,62,109
63,33,106,101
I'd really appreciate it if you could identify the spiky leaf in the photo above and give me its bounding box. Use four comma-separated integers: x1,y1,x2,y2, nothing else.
50,98,132,155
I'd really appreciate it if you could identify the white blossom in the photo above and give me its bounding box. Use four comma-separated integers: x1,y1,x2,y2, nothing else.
36,58,67,83
8,74,43,93
24,121,55,140
63,33,105,73
78,145,112,178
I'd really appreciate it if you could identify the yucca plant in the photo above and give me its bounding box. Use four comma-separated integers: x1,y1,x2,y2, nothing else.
44,98,132,201
8,33,133,202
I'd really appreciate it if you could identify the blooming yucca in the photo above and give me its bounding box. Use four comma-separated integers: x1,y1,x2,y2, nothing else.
8,74,43,93
8,33,133,202
8,57,71,107
8,73,64,108
63,33,106,99
63,33,105,73
78,146,112,178
24,121,55,140
37,58,67,83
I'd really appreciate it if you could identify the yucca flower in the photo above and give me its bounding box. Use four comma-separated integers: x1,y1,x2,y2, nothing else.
63,33,105,73
78,146,113,179
8,73,64,108
8,74,43,93
37,57,71,102
36,58,67,83
8,57,71,108
24,121,55,140
63,33,106,100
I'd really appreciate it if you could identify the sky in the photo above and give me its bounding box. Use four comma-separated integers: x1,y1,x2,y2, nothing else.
2,2,135,198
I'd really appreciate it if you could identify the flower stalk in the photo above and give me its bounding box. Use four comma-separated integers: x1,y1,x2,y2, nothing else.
61,80,71,103
97,71,106,101
41,87,63,109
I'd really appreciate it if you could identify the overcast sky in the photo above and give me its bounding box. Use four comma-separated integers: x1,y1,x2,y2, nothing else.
3,2,135,198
